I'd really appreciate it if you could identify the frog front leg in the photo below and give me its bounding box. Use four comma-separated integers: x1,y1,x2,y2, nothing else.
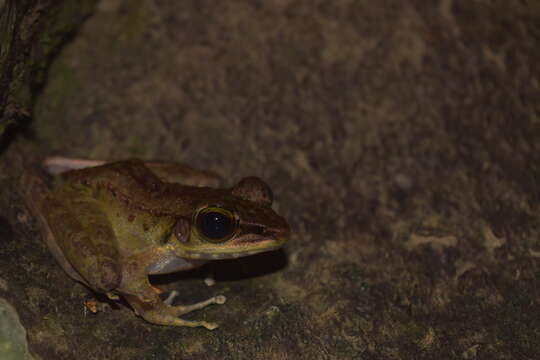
122,282,226,330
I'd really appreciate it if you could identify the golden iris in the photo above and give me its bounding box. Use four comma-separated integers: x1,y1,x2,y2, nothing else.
195,206,237,242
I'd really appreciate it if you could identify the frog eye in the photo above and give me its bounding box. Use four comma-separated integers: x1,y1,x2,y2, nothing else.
195,206,237,243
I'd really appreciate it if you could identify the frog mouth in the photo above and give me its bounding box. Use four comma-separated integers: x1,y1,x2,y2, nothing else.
182,242,284,260
179,234,286,260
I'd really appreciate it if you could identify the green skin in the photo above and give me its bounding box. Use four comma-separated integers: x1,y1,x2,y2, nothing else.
22,158,289,330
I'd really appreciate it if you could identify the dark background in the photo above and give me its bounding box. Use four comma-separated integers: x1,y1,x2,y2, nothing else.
1,1,539,359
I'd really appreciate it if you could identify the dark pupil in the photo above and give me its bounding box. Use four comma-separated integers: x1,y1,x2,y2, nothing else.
198,212,233,240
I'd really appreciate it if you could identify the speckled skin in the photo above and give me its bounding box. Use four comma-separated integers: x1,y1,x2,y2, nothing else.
22,158,289,329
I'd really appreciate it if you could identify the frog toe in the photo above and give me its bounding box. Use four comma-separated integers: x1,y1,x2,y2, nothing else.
170,295,226,316
136,306,221,329
146,312,219,329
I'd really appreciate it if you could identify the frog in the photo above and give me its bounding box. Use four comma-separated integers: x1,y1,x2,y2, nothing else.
21,157,289,330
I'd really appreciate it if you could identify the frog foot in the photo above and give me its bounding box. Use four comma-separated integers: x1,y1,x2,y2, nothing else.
126,294,227,329
152,296,227,329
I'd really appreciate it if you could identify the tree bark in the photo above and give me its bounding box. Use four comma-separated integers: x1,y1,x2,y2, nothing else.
0,0,96,136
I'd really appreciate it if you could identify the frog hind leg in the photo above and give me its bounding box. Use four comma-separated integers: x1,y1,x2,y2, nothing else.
42,188,122,293
123,291,226,330
41,157,223,188
21,170,87,284
142,161,223,188
42,157,107,175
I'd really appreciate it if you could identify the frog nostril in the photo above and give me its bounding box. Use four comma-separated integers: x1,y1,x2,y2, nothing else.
246,224,282,238
245,224,265,236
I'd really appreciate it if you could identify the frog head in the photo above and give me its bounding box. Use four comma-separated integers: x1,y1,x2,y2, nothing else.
169,177,289,260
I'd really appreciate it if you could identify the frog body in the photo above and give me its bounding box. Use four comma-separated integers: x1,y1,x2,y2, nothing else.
22,158,289,329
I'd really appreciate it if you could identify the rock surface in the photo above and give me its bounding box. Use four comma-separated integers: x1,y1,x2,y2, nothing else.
1,0,539,359
0,297,33,360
